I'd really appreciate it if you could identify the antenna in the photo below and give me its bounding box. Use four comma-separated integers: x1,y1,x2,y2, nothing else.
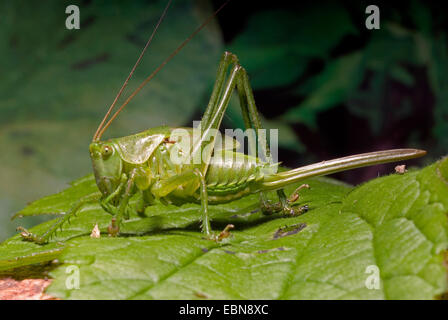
94,0,231,141
93,0,173,141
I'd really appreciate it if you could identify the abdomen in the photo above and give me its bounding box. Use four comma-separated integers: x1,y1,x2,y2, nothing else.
204,151,266,203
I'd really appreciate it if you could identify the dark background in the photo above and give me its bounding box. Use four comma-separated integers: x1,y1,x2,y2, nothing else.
1,0,447,240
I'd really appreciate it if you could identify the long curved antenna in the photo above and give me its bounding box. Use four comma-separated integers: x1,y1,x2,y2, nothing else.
95,0,231,141
93,0,173,141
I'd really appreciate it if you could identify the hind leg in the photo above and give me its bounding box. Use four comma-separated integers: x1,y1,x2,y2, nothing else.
18,192,101,244
260,184,310,217
199,52,282,219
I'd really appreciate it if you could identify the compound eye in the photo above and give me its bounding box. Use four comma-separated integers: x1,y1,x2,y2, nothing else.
101,145,113,159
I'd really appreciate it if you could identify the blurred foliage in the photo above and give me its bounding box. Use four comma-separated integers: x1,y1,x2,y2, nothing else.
228,4,357,89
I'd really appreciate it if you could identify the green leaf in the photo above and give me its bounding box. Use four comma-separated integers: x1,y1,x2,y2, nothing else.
1,175,348,271
1,158,447,299
0,239,64,272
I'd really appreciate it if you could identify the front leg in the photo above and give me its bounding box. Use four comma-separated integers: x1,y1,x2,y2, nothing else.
100,173,128,215
105,169,138,237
